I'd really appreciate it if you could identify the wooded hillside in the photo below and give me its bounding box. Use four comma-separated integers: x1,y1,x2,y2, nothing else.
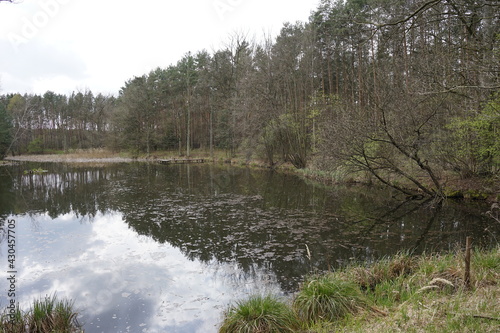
1,0,499,198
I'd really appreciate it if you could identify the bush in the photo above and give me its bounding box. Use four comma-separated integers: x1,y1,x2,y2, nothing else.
27,137,44,154
446,93,500,177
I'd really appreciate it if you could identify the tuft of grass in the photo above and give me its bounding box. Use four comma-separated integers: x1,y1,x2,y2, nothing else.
0,303,25,332
293,274,369,324
341,252,419,307
0,294,82,333
219,295,298,333
29,295,80,332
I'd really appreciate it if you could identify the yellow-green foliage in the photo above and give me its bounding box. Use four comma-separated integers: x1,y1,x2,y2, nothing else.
447,92,500,176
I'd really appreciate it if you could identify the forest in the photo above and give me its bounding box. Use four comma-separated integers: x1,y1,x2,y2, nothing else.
1,0,499,198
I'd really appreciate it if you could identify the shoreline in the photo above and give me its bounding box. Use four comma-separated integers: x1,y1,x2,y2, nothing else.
4,154,140,164
3,152,499,203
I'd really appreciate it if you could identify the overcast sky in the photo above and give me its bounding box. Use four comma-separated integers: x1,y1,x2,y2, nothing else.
0,0,319,96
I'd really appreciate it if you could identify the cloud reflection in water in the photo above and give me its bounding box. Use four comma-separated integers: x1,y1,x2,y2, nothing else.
2,212,282,333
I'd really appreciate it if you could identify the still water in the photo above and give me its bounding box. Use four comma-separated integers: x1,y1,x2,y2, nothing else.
0,163,498,332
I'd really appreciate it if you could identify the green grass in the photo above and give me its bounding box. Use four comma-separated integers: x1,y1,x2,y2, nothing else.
219,295,299,333
0,303,24,333
309,246,500,332
219,246,500,332
295,166,349,184
42,149,66,155
0,294,82,333
293,274,369,324
23,168,49,174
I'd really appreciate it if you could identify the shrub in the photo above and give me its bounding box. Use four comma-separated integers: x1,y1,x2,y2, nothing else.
27,137,44,154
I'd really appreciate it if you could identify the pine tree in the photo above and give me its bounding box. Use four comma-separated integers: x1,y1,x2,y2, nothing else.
0,102,12,159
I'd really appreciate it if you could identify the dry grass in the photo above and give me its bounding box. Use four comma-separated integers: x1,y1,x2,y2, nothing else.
346,253,418,292
6,149,134,163
354,285,500,333
299,246,500,332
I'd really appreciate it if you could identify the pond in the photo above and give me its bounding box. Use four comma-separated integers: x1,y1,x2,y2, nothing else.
0,162,498,332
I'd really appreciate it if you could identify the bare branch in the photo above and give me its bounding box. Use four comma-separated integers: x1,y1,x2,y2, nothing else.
416,85,500,96
356,0,442,28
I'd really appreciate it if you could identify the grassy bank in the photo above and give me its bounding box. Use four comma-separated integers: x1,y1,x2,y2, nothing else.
219,246,500,332
0,294,82,333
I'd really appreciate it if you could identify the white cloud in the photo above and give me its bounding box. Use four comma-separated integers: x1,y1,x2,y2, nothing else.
0,0,319,95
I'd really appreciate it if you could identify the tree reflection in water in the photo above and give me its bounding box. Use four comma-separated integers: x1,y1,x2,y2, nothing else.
0,163,497,293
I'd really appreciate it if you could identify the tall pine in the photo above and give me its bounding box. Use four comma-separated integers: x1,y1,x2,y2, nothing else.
0,102,12,159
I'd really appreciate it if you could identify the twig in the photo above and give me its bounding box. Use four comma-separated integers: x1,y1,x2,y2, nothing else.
471,315,500,321
464,237,472,289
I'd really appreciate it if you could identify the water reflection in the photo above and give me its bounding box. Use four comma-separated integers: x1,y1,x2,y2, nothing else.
0,163,498,332
5,212,280,332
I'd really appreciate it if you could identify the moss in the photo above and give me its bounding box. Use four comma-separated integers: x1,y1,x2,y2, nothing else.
443,188,464,199
464,190,489,200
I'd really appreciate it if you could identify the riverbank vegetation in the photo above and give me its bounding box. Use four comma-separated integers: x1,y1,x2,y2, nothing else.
219,245,500,332
0,294,82,333
219,295,299,333
1,0,499,200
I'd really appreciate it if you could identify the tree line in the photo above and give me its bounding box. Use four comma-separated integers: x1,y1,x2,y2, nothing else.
1,0,499,198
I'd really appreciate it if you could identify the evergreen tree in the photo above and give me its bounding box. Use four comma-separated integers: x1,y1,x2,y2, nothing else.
0,102,12,159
